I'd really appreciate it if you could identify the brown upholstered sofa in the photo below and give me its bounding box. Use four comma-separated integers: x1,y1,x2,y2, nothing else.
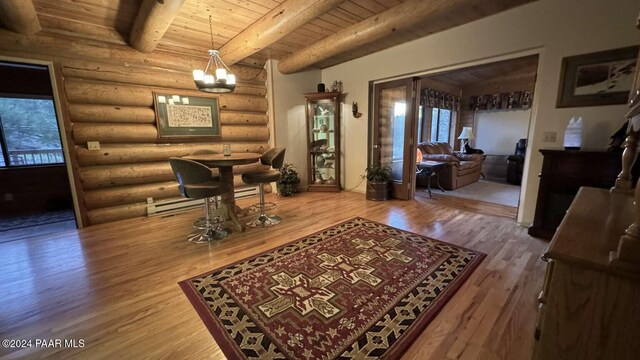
416,142,484,190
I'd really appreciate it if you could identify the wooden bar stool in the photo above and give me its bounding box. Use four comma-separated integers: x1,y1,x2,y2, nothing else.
169,158,232,243
241,147,286,227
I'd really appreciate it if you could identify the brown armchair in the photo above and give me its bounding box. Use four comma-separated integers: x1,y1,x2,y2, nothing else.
416,142,484,190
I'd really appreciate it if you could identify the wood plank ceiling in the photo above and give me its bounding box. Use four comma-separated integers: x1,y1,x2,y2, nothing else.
428,55,539,87
19,0,537,73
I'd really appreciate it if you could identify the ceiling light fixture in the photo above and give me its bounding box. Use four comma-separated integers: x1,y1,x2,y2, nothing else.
192,15,236,93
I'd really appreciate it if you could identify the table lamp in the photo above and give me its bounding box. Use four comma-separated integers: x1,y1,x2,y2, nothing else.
458,127,475,152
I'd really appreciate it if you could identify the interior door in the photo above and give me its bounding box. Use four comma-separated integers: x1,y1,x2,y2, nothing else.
372,78,417,200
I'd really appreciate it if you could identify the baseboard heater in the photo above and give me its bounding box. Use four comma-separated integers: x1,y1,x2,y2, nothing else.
146,185,260,217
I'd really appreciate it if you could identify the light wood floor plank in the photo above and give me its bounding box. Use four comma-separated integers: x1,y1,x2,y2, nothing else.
0,191,547,359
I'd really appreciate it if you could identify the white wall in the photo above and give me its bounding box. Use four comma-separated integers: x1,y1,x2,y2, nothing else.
475,110,531,155
270,60,321,187
310,0,638,225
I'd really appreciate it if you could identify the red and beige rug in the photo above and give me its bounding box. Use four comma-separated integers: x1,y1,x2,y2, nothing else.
179,217,485,359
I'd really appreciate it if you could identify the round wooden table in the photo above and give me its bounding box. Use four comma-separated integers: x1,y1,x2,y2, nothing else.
183,153,261,232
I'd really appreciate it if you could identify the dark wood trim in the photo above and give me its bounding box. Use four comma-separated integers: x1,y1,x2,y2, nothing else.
52,63,88,228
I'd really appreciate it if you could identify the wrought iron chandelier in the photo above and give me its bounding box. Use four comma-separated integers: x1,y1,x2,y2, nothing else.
192,15,236,93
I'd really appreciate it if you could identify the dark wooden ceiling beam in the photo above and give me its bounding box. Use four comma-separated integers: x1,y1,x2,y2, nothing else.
278,0,534,74
0,0,41,35
220,0,344,66
129,0,186,53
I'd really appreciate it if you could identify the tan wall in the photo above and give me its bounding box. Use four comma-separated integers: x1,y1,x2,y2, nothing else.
0,30,269,226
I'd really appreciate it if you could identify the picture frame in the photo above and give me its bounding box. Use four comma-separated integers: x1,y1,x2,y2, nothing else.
153,92,221,140
556,46,639,108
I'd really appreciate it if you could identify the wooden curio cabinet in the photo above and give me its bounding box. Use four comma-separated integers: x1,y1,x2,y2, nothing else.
305,92,340,192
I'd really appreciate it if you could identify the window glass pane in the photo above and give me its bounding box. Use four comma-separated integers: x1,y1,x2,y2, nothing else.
391,102,406,161
437,109,451,142
430,108,438,142
0,146,5,167
0,98,63,166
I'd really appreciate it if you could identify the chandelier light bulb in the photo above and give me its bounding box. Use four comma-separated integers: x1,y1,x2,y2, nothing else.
216,68,227,81
227,74,236,85
192,69,204,81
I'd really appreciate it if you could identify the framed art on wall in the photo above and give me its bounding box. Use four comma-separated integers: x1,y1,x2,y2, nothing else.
153,92,221,140
556,45,639,108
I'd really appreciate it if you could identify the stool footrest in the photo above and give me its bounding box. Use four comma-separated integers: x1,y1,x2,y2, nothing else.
248,202,277,211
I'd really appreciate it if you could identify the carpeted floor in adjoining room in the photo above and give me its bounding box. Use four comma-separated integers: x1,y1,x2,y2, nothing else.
434,180,521,207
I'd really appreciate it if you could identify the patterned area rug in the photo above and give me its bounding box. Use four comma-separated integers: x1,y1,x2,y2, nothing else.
179,217,485,359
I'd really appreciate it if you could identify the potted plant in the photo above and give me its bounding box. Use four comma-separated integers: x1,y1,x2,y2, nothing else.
277,163,301,196
365,162,391,200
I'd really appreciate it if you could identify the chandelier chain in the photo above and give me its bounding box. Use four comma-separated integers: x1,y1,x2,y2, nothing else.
208,15,214,50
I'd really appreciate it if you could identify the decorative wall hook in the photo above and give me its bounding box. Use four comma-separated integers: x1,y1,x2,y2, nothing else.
352,102,362,118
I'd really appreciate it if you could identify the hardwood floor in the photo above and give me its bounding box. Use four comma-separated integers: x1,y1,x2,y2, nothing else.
0,191,547,359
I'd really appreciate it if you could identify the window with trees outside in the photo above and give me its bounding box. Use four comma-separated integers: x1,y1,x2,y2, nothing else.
0,97,64,167
418,107,457,145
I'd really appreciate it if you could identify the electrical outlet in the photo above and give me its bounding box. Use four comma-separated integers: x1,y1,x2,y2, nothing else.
4,193,13,201
543,131,557,143
87,141,101,150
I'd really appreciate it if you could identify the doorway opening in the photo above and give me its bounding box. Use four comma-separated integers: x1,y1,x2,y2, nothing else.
369,54,539,218
0,60,76,240
416,55,539,215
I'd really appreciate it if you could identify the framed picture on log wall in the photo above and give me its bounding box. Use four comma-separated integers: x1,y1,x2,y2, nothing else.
153,92,221,140
557,46,639,108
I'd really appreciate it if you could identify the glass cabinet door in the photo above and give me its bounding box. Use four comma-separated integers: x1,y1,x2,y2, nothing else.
305,92,340,192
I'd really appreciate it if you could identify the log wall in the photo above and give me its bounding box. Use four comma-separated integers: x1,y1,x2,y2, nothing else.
0,29,270,226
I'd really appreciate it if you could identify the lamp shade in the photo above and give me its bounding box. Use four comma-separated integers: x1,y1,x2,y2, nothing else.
458,127,475,140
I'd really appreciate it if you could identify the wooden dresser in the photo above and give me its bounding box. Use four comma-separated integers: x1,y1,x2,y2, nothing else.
528,149,638,240
532,187,640,359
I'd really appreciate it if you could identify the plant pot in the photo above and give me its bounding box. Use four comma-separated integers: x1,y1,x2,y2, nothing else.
366,180,389,201
277,183,296,197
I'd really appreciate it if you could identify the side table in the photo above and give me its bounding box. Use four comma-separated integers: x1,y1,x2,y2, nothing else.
416,161,447,198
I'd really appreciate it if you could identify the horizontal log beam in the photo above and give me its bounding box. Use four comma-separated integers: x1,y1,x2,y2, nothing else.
75,143,269,166
68,104,268,125
84,181,180,209
130,0,186,53
84,176,253,209
64,79,268,112
0,29,266,76
277,0,533,73
79,161,268,189
72,124,269,144
220,0,343,66
0,0,41,35
85,180,261,225
87,202,147,225
68,104,156,124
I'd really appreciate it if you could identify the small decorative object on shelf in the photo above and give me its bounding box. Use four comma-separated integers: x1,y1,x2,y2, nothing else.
305,91,341,192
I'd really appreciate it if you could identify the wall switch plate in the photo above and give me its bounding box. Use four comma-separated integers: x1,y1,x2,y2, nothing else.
543,131,557,143
87,141,101,150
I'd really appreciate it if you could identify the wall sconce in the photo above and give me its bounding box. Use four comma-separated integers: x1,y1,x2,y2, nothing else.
352,102,362,118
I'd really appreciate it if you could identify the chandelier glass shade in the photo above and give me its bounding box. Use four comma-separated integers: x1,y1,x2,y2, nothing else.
193,17,236,93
